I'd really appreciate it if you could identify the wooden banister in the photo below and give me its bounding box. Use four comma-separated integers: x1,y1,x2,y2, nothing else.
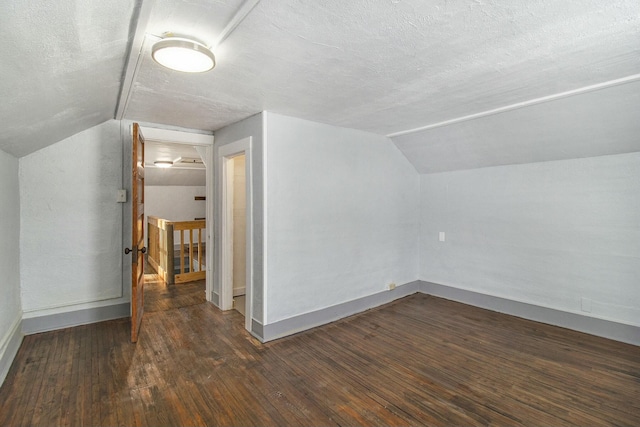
147,216,205,285
174,220,206,284
147,216,175,284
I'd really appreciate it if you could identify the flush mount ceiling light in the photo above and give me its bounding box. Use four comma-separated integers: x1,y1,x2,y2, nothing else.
154,160,174,168
151,36,215,73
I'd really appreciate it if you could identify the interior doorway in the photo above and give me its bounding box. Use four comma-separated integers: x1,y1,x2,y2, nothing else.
217,137,253,332
230,154,247,316
137,127,214,312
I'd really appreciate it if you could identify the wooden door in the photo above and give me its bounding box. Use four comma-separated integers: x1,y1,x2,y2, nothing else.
130,123,145,342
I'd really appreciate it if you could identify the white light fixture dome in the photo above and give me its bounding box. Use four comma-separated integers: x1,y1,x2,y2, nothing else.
152,36,215,73
154,160,174,168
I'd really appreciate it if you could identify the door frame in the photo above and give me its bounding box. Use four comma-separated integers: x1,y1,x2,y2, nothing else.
217,137,253,332
136,126,214,301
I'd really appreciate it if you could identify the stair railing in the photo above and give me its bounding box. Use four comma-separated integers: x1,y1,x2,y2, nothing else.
147,216,206,284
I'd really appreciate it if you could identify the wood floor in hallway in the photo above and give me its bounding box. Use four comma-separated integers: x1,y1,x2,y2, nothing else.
143,268,206,313
1,293,639,426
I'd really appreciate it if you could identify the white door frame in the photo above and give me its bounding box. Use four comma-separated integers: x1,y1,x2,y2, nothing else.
217,137,253,332
138,126,214,302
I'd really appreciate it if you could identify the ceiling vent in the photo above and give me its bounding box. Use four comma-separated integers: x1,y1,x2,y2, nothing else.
175,156,204,165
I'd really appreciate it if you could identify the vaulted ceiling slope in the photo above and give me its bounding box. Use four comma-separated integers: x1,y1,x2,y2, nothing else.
2,0,639,172
0,0,139,157
393,79,640,173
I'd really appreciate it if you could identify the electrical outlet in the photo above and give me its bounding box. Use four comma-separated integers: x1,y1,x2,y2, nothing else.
388,282,396,290
439,232,445,242
581,297,592,313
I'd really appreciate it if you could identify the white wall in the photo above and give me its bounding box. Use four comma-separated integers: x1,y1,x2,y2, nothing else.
144,185,206,244
145,168,206,186
265,112,420,324
19,120,127,317
145,186,206,222
0,148,22,383
419,152,640,327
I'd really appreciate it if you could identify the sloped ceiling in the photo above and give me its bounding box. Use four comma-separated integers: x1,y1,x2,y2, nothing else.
1,0,639,173
393,80,640,173
0,0,138,157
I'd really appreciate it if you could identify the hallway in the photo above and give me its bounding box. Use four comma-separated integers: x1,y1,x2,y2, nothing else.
143,265,206,313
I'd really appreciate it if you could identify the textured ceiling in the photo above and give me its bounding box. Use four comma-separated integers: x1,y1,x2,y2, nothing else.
2,0,639,173
0,0,138,157
393,80,640,174
125,0,640,134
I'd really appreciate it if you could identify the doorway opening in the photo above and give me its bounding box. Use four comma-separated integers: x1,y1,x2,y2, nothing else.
217,137,253,332
140,129,213,313
230,154,247,317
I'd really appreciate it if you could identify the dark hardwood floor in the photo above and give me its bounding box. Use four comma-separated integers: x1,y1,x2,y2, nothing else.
1,293,638,426
143,268,206,312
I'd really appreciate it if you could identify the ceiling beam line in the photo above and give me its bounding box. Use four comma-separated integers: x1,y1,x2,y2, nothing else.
115,0,259,122
212,0,262,48
387,73,640,138
114,0,156,120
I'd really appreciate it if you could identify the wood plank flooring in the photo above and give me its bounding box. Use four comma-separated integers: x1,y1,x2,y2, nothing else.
1,293,639,426
143,269,205,313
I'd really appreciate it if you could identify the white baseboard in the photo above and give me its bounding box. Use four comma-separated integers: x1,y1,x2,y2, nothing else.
0,315,24,387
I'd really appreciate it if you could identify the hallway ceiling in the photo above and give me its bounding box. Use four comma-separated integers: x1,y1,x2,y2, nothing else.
144,141,206,186
1,0,639,171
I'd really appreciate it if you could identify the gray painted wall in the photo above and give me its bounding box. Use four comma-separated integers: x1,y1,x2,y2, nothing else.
264,112,420,324
0,148,23,383
419,152,640,328
213,112,265,322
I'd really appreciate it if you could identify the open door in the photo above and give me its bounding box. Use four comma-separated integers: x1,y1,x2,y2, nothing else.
128,123,146,342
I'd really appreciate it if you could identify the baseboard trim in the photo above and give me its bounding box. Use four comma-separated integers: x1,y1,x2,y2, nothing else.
22,303,130,335
258,280,638,346
211,291,220,307
251,319,264,342
0,315,24,386
420,281,640,347
16,282,636,348
262,281,422,342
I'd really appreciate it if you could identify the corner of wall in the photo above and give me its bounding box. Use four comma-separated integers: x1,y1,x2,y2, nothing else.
261,280,422,342
251,319,264,342
0,313,24,387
